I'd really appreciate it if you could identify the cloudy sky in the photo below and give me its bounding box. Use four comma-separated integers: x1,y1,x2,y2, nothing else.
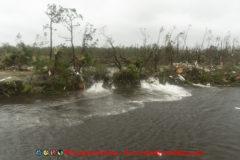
0,0,240,47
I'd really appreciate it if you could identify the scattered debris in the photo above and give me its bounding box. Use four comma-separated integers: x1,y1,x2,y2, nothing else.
177,67,184,74
0,77,12,82
178,74,185,81
222,77,228,83
78,82,84,89
48,70,52,76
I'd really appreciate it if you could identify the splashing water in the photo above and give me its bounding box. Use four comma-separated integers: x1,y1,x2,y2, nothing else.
140,77,191,101
193,83,211,88
0,78,193,131
86,82,110,94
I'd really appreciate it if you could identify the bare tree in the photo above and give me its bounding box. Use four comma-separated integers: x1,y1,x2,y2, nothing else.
223,32,231,51
61,8,83,69
106,37,122,70
81,23,98,54
206,30,213,48
166,41,174,67
201,28,211,49
215,36,221,49
45,4,63,60
156,26,164,47
232,38,238,54
140,28,150,48
164,26,176,46
175,32,185,60
100,28,122,70
183,24,192,50
33,33,48,56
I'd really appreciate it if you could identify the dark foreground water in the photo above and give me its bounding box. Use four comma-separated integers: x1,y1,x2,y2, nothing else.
0,84,239,160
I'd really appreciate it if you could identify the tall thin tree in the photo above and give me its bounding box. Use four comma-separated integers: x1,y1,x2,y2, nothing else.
61,8,83,69
45,4,63,61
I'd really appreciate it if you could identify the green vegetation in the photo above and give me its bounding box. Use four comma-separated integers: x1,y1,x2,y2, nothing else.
0,80,34,97
113,64,141,86
0,3,240,97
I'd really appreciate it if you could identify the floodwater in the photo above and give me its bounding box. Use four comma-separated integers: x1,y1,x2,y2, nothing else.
0,79,239,160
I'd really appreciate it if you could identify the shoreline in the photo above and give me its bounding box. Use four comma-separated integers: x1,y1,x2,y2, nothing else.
0,68,239,98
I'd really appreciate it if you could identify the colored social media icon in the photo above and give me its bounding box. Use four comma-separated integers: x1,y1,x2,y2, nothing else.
36,149,42,156
58,150,64,156
50,150,57,156
43,150,49,156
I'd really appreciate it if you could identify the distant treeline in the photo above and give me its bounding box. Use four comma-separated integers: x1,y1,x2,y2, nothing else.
0,43,240,70
0,3,240,70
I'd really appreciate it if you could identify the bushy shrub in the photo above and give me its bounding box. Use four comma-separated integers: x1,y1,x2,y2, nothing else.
2,53,19,67
0,80,24,96
42,60,80,94
210,71,226,85
1,43,33,69
33,57,46,72
21,84,33,94
113,64,140,86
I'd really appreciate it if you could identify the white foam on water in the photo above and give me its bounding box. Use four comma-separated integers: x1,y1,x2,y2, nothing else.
95,100,145,117
129,100,144,105
141,77,191,101
85,82,111,94
0,77,12,82
46,83,112,107
111,85,116,90
0,79,192,131
235,107,240,110
102,103,143,116
193,83,211,88
0,104,85,132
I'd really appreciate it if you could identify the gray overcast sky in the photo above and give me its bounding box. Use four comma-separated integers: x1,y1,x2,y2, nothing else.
0,0,240,47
